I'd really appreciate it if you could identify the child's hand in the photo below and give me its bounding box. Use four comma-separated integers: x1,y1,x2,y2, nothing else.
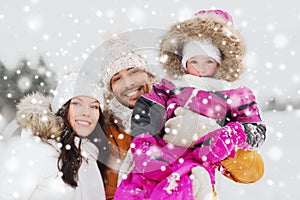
163,107,220,147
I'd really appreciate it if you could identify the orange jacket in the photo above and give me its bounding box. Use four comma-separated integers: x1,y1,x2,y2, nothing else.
103,124,132,200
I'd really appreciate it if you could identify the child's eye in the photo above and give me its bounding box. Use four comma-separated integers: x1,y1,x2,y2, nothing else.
206,60,214,64
71,102,80,106
190,60,198,64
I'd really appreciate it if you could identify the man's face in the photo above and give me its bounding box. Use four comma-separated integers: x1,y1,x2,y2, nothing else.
110,67,154,108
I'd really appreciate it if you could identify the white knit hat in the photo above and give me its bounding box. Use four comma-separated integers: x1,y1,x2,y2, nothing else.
181,39,221,70
102,39,154,91
51,72,104,113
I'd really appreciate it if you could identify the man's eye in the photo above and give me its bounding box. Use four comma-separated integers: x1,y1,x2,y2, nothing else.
130,69,139,74
113,77,121,82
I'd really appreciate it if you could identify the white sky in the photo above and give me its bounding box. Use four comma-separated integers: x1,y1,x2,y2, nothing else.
0,0,299,105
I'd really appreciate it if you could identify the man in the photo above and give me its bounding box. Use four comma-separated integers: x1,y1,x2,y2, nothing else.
101,38,266,199
100,39,156,199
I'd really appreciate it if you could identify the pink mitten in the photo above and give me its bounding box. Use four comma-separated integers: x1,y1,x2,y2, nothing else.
193,122,246,163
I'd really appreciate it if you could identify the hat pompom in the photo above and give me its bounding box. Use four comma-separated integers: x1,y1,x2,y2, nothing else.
195,9,234,25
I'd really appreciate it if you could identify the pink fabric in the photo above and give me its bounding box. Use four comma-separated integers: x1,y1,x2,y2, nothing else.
195,9,234,25
193,122,246,163
115,135,202,200
115,79,261,199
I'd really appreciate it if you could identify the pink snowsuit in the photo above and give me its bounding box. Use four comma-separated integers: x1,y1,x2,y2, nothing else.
114,79,264,200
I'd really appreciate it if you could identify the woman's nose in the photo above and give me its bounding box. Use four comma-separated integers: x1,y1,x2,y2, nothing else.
80,106,90,117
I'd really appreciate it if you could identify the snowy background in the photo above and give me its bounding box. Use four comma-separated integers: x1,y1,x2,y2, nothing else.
0,0,299,199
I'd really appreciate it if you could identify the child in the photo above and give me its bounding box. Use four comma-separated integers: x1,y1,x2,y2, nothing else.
115,9,266,200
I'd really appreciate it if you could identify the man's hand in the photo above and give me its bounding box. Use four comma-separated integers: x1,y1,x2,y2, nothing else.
163,107,220,147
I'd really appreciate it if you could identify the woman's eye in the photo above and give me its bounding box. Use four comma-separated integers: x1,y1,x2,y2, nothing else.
90,105,99,109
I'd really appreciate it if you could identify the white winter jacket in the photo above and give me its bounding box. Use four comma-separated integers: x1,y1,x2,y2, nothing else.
0,129,105,200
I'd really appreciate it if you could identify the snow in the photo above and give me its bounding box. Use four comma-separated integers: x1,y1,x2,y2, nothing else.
0,0,300,199
218,110,300,200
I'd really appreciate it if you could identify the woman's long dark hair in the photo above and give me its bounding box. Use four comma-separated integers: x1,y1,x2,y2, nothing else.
56,100,110,187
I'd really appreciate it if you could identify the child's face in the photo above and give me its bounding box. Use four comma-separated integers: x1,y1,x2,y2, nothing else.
186,55,219,77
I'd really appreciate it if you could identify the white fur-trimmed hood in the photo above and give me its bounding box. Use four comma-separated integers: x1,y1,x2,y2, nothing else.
16,92,64,139
159,11,246,82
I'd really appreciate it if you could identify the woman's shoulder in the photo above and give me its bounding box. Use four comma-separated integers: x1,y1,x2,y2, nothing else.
0,135,59,178
2,134,59,162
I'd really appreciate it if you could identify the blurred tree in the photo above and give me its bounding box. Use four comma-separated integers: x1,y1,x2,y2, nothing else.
0,57,57,131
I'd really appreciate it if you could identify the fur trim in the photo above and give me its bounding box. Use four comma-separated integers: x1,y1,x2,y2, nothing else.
16,92,64,139
159,12,246,82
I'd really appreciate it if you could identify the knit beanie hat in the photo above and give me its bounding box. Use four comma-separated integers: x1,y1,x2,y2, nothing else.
101,39,155,91
51,72,104,113
181,39,221,69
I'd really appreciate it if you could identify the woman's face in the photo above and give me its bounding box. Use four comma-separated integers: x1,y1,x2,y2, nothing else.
67,96,100,137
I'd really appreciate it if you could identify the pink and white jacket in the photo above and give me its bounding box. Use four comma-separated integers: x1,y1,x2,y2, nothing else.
115,77,266,200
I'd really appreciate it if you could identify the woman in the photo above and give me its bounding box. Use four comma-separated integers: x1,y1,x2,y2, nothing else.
0,72,107,200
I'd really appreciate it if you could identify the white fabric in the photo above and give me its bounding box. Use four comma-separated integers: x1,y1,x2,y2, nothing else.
117,150,135,186
108,97,133,133
51,72,104,113
1,119,21,140
172,74,227,91
0,130,105,200
163,107,221,147
192,166,214,200
181,39,221,70
75,139,105,200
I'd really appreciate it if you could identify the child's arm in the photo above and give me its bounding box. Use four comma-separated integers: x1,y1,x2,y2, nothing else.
174,86,266,149
227,86,267,149
192,121,246,163
131,79,175,138
129,79,178,181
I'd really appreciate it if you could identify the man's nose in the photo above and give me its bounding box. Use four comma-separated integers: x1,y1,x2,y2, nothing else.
123,76,134,86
